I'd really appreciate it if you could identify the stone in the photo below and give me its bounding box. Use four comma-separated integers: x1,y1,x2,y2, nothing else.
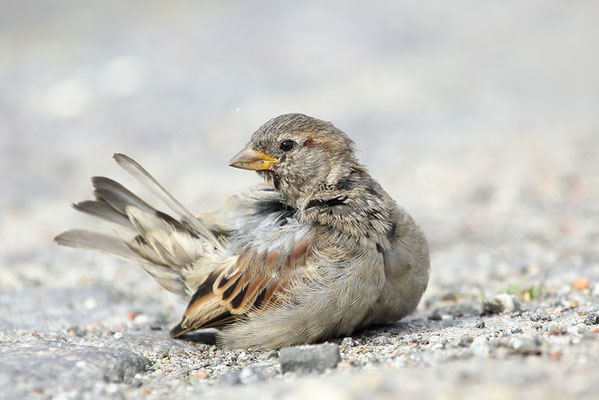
584,312,599,325
428,311,442,321
259,350,279,360
220,372,241,385
279,343,341,373
547,323,567,335
530,310,553,322
470,337,490,358
239,366,264,384
0,340,151,398
441,314,457,327
108,332,194,358
458,335,474,347
483,294,521,314
511,338,541,355
372,335,390,345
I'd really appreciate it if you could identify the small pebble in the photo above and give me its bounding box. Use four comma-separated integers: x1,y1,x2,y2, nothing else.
340,337,354,347
190,369,208,382
440,292,458,301
220,372,241,386
471,337,490,358
82,298,97,310
572,278,590,290
548,324,567,335
133,314,149,324
372,336,389,346
549,352,562,361
475,321,486,329
259,350,279,360
483,294,521,314
458,335,473,347
530,310,553,322
584,312,599,325
239,367,264,384
279,343,341,373
428,311,441,321
511,338,540,355
431,343,445,351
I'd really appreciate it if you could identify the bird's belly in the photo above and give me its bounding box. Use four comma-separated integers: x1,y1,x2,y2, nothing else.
366,247,429,325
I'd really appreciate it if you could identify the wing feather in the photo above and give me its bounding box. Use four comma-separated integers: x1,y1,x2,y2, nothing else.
170,227,315,337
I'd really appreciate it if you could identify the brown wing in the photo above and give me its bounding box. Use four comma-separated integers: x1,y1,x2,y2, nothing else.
170,228,314,337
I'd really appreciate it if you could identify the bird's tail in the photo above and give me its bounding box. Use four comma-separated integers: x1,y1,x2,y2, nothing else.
55,154,227,300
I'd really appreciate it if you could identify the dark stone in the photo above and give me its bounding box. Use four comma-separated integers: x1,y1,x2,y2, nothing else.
428,311,442,321
530,310,553,322
584,312,599,325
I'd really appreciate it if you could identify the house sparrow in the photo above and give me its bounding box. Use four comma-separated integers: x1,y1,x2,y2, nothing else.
55,113,429,350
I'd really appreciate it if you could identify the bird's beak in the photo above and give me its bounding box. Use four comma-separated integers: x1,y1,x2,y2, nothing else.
228,146,278,171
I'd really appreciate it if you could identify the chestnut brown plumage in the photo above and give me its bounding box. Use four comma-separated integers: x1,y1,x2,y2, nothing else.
55,113,430,350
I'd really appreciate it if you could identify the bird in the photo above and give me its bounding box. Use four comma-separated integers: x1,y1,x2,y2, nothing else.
55,113,430,350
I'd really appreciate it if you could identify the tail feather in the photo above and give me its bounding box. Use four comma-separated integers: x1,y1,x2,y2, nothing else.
126,207,208,268
72,200,134,229
55,229,139,260
92,176,156,215
55,154,226,300
56,229,188,295
113,153,225,252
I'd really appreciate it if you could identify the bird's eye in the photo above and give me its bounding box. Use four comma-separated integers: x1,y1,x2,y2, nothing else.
279,140,295,152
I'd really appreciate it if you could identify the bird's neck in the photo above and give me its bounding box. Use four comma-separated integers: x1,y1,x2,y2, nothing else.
275,161,360,210
292,166,396,250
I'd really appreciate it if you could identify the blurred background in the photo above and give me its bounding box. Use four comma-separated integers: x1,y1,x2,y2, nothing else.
1,1,598,306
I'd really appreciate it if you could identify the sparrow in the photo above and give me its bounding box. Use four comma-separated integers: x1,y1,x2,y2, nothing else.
55,113,430,350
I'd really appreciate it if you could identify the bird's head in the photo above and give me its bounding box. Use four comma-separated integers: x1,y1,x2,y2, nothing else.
229,113,358,209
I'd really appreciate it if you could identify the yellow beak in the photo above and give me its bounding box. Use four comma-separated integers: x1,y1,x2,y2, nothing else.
228,146,278,171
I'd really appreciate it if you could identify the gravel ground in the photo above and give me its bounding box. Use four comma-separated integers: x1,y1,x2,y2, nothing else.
2,1,599,399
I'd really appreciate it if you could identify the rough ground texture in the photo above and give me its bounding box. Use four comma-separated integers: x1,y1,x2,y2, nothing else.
1,1,598,399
